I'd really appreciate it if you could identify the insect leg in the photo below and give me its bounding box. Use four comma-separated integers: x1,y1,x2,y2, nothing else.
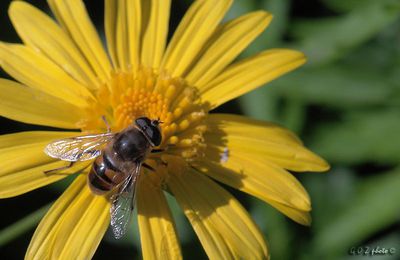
101,115,111,133
142,163,156,172
44,161,76,175
151,149,164,153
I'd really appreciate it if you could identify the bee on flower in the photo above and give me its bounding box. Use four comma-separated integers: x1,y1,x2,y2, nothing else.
0,0,329,259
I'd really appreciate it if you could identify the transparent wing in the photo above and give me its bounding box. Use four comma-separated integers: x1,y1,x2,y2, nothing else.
44,133,115,162
110,163,141,239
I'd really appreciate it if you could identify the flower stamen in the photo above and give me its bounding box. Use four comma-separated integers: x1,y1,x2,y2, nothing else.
79,67,207,166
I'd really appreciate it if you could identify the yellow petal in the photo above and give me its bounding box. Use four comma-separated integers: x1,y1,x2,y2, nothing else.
199,147,311,209
0,131,76,149
268,200,311,226
26,174,109,260
201,49,306,109
206,114,330,172
0,44,93,108
26,174,86,259
0,161,88,199
141,0,171,68
161,0,232,77
8,1,99,88
104,0,118,68
105,0,142,69
0,131,86,198
0,131,77,175
168,167,268,259
195,157,311,225
48,0,112,82
52,178,109,259
185,11,272,86
138,176,182,260
0,79,83,129
127,0,142,68
208,113,303,145
115,0,129,71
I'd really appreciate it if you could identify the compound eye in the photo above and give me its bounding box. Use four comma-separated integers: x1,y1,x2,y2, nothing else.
145,126,162,147
135,117,162,146
135,117,151,131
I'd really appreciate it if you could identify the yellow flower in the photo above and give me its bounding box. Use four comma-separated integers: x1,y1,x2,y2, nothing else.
0,0,329,259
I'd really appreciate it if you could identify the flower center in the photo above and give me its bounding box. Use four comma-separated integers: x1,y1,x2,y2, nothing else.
79,68,207,162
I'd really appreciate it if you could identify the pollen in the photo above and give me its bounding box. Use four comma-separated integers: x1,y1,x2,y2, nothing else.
79,67,207,162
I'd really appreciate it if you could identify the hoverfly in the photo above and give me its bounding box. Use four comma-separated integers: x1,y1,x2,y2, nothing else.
44,117,162,239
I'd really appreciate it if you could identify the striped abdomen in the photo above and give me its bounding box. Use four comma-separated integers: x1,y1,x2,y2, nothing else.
88,152,129,195
87,127,150,195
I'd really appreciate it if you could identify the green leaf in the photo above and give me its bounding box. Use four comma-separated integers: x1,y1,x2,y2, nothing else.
272,64,394,108
239,86,279,122
322,0,391,13
224,0,256,22
303,167,357,231
310,110,400,164
232,0,291,123
258,0,290,48
291,0,400,65
231,0,290,57
311,167,400,258
0,203,51,246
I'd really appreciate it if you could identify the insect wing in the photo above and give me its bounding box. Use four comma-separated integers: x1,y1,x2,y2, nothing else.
44,133,115,162
110,164,141,239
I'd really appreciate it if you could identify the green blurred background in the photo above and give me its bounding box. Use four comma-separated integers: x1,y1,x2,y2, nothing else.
1,0,400,259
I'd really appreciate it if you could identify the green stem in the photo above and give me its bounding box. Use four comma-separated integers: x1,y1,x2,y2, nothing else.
0,203,52,246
